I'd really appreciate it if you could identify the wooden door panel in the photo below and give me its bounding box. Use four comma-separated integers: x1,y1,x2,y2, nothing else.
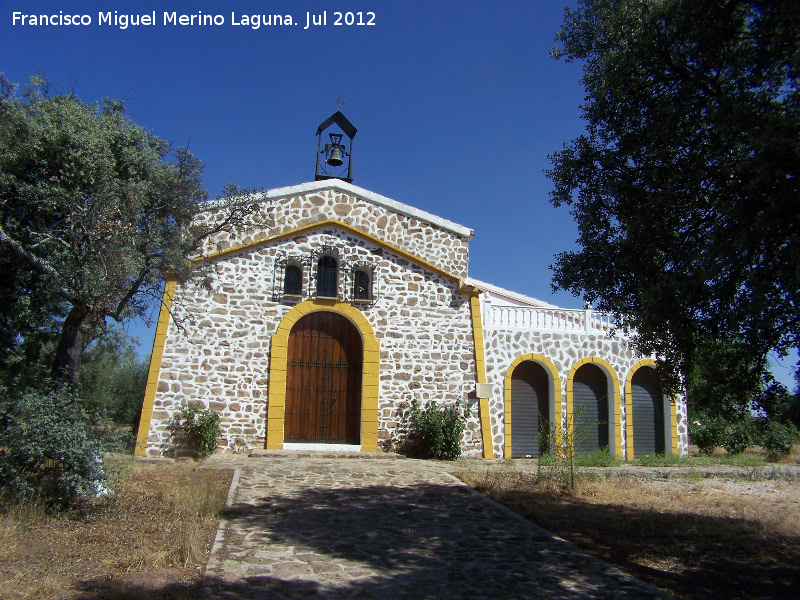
285,312,362,443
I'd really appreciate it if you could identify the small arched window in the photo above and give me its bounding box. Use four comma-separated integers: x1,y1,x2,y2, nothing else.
317,255,338,298
284,263,303,296
353,269,371,301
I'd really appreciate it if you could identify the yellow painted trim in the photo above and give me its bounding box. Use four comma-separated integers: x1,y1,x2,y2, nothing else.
566,357,622,459
266,298,380,451
134,275,178,457
478,398,493,458
469,296,493,458
191,219,472,292
670,395,679,454
469,297,487,385
624,359,657,460
503,354,562,460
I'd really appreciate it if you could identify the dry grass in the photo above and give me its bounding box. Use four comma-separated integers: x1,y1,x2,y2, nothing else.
0,458,232,599
456,465,800,600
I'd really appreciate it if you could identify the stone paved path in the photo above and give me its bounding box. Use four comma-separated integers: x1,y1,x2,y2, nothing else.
199,453,673,599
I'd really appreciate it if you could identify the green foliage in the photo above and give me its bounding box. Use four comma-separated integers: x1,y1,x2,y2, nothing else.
0,386,107,509
722,417,758,456
573,448,620,467
0,73,257,386
178,404,220,457
687,339,792,420
0,252,65,392
79,332,149,427
690,411,728,454
691,410,771,457
759,420,799,460
548,1,800,394
405,399,468,461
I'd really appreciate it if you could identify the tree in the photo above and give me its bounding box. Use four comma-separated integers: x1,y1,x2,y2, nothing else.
547,0,800,399
0,249,66,390
0,74,256,386
79,331,149,427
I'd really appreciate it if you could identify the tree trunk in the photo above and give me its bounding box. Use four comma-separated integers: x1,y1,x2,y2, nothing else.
51,304,91,387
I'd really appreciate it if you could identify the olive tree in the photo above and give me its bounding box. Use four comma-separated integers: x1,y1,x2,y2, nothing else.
0,74,256,386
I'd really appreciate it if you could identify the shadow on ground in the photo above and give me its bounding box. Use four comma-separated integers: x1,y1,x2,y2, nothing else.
482,484,800,600
74,480,670,600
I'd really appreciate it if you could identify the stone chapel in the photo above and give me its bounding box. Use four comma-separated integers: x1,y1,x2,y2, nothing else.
135,112,688,460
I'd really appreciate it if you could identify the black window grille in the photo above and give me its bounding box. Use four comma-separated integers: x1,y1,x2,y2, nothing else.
353,269,371,300
284,264,302,296
317,255,338,298
273,246,377,305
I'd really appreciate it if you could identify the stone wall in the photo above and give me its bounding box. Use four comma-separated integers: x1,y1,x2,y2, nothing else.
143,217,483,457
479,292,689,458
141,181,688,459
194,185,472,280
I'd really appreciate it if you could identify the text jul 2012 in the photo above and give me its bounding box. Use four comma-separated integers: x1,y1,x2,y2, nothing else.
11,11,376,30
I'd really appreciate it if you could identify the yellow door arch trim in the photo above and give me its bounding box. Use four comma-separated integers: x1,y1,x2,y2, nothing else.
566,356,622,458
266,298,380,451
625,359,677,458
503,353,562,459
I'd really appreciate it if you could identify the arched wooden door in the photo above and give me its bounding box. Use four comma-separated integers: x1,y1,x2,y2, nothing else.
631,367,665,455
285,312,362,444
572,364,609,453
511,361,550,457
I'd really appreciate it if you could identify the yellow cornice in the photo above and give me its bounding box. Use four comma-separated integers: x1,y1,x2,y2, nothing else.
190,219,478,294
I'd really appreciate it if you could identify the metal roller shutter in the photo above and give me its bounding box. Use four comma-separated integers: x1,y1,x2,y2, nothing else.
631,368,665,455
511,361,550,457
572,364,609,453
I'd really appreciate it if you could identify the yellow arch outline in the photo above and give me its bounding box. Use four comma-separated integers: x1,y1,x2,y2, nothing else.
265,298,380,451
625,359,677,458
566,357,622,458
503,353,562,459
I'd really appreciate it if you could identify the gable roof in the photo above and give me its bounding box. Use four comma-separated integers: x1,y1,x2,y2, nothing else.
200,180,474,240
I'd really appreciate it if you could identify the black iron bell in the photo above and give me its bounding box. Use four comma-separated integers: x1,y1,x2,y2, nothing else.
327,145,344,167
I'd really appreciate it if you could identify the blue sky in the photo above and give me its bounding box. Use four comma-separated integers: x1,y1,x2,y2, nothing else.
3,1,797,386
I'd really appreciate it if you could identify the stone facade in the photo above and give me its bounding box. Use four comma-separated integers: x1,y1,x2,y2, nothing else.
136,180,688,459
476,287,688,458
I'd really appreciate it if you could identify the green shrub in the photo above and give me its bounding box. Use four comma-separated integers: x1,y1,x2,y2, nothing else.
723,416,758,455
178,403,220,457
760,420,799,460
0,386,107,509
574,448,620,467
405,399,468,461
690,412,727,454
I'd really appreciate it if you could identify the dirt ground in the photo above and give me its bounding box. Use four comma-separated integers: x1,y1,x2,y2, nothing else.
1,457,799,600
455,464,800,600
0,459,232,600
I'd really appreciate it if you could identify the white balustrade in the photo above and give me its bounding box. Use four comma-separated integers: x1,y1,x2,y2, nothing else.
484,304,617,334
